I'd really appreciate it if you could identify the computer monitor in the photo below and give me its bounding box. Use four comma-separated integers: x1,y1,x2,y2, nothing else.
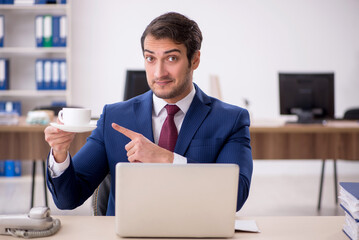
123,70,150,101
279,72,335,123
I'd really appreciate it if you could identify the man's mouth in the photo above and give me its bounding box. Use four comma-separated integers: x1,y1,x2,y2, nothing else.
156,80,172,86
154,78,174,86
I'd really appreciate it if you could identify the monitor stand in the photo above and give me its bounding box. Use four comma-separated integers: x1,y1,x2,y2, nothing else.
285,119,326,125
286,109,326,124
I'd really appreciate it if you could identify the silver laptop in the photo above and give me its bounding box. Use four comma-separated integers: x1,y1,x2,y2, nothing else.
115,163,239,238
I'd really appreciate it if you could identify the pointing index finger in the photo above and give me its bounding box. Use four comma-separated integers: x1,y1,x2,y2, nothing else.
112,123,138,140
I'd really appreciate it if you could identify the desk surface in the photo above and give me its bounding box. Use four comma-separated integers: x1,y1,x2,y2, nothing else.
1,119,359,160
0,216,346,240
250,120,359,160
250,120,359,132
2,118,357,132
0,118,90,160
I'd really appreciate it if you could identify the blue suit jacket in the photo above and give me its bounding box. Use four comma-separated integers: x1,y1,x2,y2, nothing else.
47,84,253,216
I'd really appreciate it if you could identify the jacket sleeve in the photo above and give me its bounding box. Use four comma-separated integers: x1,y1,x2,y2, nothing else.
186,108,253,211
47,105,109,210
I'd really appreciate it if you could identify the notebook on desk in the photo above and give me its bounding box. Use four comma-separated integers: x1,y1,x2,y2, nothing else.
115,163,239,238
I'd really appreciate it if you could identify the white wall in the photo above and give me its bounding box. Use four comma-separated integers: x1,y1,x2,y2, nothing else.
71,0,359,118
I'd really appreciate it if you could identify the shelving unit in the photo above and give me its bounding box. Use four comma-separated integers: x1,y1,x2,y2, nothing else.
0,90,67,97
0,5,67,10
0,3,71,115
0,47,67,53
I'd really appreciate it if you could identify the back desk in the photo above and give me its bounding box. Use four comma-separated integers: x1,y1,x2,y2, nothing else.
1,119,359,161
0,118,90,161
250,121,359,160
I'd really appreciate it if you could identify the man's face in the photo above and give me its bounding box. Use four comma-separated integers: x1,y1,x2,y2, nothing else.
143,35,200,103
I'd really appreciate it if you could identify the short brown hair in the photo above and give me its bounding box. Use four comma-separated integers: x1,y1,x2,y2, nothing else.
141,12,203,65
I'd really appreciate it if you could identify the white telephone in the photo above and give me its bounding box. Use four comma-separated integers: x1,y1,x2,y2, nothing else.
0,207,61,238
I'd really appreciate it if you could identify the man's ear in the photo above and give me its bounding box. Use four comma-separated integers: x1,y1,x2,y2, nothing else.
191,51,201,70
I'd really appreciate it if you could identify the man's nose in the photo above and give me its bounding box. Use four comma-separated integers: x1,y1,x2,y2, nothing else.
154,62,168,79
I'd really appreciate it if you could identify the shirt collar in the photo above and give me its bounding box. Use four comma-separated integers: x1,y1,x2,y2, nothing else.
153,84,196,116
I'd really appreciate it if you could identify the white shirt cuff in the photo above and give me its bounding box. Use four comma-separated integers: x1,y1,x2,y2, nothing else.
173,153,187,164
48,148,70,178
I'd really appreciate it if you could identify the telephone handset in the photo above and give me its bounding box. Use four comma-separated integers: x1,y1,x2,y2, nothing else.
0,207,61,238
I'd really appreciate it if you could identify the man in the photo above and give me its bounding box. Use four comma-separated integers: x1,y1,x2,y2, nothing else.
44,12,253,216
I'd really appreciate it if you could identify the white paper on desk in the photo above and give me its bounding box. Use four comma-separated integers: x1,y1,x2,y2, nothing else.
235,220,260,233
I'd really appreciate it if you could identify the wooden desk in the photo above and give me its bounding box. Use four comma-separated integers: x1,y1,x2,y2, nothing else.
0,216,347,240
250,121,359,160
1,119,358,210
0,118,90,207
250,120,359,209
2,119,357,161
0,118,90,160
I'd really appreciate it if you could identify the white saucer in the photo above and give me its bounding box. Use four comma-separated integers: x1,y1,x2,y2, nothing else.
50,122,97,133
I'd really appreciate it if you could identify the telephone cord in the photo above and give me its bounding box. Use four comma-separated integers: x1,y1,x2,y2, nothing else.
6,218,61,239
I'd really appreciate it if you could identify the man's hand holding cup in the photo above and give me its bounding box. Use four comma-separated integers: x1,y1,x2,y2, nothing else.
44,108,92,163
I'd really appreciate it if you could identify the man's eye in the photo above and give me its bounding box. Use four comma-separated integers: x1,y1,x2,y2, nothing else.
146,56,154,62
168,56,177,62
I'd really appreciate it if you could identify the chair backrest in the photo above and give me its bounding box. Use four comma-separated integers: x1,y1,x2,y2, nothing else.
92,70,150,216
92,174,111,216
343,108,359,120
123,70,150,101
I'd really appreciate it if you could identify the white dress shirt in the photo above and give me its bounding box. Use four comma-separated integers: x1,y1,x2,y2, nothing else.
49,85,196,178
152,84,196,164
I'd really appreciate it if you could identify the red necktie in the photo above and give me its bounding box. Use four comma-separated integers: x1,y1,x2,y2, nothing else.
158,105,180,152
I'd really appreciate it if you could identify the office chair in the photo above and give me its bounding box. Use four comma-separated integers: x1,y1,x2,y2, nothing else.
317,107,359,210
92,174,111,216
92,70,149,216
123,70,150,101
343,108,359,120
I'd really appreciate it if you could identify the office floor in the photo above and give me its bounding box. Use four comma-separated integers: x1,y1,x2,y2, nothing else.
1,160,358,216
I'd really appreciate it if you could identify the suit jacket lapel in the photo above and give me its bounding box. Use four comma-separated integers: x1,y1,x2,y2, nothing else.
175,86,211,155
133,91,154,142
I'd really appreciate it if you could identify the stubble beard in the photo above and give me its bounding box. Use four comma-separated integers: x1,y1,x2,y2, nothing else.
151,69,192,100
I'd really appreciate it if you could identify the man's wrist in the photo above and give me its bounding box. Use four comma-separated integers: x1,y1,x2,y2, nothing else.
163,150,174,163
160,150,187,164
49,149,70,178
53,150,68,163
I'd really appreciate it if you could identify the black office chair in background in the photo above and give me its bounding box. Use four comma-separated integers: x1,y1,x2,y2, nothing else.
92,70,149,215
123,70,150,101
317,107,359,210
343,108,359,120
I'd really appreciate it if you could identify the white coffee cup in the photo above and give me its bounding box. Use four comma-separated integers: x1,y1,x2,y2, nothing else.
58,108,91,126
